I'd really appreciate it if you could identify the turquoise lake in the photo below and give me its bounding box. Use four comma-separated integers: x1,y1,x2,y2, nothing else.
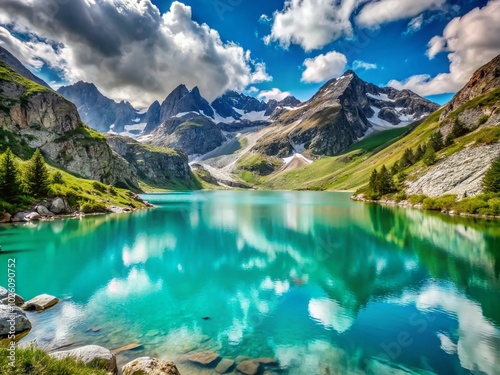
1,191,499,374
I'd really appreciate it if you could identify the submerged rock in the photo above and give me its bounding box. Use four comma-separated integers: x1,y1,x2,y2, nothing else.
255,358,278,366
215,358,235,373
236,360,260,375
50,345,117,374
110,343,143,355
122,357,180,375
22,294,59,311
187,350,220,365
0,305,32,339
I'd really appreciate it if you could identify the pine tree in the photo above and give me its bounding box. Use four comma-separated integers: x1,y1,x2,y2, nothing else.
451,118,468,138
429,131,444,151
376,165,396,195
415,144,425,161
52,171,64,184
423,144,436,166
25,149,50,198
400,148,415,168
0,148,21,201
369,169,378,192
391,162,400,176
482,156,500,193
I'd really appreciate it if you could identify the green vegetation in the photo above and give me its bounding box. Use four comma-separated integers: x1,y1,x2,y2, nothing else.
55,123,106,144
366,165,396,199
0,147,144,215
237,153,281,176
483,156,500,193
0,345,108,375
0,61,51,99
407,193,500,216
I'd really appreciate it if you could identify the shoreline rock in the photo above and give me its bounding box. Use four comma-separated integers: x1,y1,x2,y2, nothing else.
122,357,180,375
50,345,118,375
0,305,32,341
22,294,59,312
351,194,500,220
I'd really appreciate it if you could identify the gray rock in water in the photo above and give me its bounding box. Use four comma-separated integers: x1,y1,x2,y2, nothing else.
50,345,117,374
50,197,70,214
215,358,235,373
22,294,59,311
12,212,31,222
122,357,180,375
0,287,8,300
0,305,32,339
36,205,55,217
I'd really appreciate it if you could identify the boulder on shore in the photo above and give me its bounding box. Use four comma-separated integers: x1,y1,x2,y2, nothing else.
122,357,180,375
0,293,25,307
0,305,32,340
0,213,11,223
36,205,55,217
22,294,59,311
50,197,70,214
50,345,117,375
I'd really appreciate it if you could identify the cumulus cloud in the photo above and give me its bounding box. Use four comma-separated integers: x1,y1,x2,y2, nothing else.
301,51,347,83
264,0,451,51
356,0,446,28
258,88,292,102
264,0,362,51
389,0,500,96
352,60,377,70
0,0,271,107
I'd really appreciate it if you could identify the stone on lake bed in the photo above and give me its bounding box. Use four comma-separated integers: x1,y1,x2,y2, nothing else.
22,294,59,311
122,356,180,375
50,345,117,374
236,360,261,375
255,357,278,366
235,356,252,364
187,350,220,365
215,358,235,373
111,343,143,355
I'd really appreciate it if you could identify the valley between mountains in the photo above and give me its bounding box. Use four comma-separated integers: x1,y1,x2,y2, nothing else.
1,44,499,218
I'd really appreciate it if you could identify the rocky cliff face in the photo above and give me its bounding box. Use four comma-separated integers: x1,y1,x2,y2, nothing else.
253,70,439,157
441,54,500,119
106,134,198,189
145,113,225,155
159,84,214,122
57,81,144,133
0,61,139,190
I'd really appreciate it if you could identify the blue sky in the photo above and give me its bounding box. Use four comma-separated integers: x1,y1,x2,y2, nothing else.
1,0,498,107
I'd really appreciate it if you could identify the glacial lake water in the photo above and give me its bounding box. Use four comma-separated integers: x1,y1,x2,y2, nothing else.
1,191,500,375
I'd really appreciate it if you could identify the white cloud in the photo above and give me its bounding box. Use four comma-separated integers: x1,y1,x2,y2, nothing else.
258,88,291,102
352,60,377,70
0,0,272,107
301,51,347,83
389,0,500,96
259,14,272,24
264,0,361,51
405,14,425,34
356,0,447,28
244,86,259,95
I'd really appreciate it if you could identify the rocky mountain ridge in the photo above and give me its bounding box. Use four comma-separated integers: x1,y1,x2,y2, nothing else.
252,70,439,157
57,81,145,133
0,46,51,89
